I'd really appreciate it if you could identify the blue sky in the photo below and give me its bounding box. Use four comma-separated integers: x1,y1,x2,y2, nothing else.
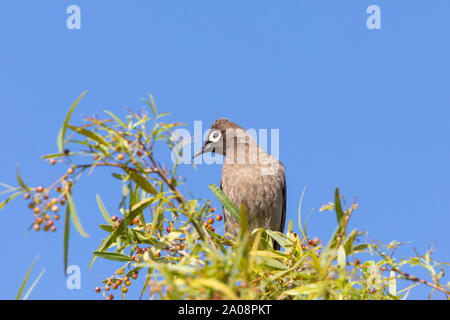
0,1,449,299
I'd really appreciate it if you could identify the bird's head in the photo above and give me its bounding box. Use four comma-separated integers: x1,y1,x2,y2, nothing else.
193,118,249,158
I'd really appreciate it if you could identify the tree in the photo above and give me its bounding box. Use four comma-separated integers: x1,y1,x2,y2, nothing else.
1,92,449,300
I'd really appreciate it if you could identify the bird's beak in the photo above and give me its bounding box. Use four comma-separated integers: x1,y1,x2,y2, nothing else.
193,142,214,159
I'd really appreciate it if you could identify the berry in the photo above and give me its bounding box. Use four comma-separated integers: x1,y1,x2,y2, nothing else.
50,158,56,165
210,226,215,232
111,216,118,222
51,205,59,212
53,214,60,220
93,155,100,161
354,259,361,266
67,167,74,175
112,283,118,290
50,226,57,232
106,294,114,300
33,207,41,214
125,280,131,287
166,227,171,233
216,215,223,221
122,287,128,293
117,153,125,161
95,287,101,293
47,220,54,227
208,218,214,225
33,224,40,231
35,186,44,193
60,199,66,205
131,272,138,280
24,193,31,200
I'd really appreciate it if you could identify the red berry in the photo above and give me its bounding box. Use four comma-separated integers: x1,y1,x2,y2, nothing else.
216,215,223,221
106,294,114,300
208,218,214,225
166,227,171,233
35,186,44,193
209,226,215,232
95,287,101,293
111,216,118,222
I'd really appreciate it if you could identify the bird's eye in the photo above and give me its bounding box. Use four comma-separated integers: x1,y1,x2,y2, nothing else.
209,131,221,143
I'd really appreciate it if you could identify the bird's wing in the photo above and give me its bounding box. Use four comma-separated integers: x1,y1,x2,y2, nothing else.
279,173,287,234
220,176,227,227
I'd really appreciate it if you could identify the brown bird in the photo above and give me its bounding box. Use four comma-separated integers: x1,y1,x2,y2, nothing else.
193,119,286,249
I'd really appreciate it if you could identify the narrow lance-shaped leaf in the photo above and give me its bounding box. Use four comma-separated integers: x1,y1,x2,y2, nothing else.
0,190,23,212
63,205,70,275
16,164,30,191
67,124,110,148
96,194,114,226
65,191,89,238
335,187,344,225
22,268,46,300
89,198,154,269
16,256,39,300
92,252,133,262
123,167,158,195
57,91,87,153
209,184,240,222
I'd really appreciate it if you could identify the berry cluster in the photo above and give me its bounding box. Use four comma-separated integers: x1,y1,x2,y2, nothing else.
27,164,77,232
96,269,139,300
202,214,223,232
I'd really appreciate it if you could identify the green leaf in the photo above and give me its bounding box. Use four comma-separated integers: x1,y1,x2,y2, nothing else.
67,124,110,148
389,271,397,296
17,256,39,300
337,245,346,270
140,267,153,299
0,190,23,211
96,194,114,225
16,164,30,191
264,229,293,249
57,91,87,153
142,94,157,116
89,198,154,269
65,192,89,238
209,184,240,222
92,252,133,262
297,186,307,237
123,168,158,195
335,187,344,225
22,268,46,300
63,205,70,275
105,110,127,128
191,278,239,300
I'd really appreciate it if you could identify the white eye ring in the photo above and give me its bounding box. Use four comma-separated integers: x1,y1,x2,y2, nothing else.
209,131,221,143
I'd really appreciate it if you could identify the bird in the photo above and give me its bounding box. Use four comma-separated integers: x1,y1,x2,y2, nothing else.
193,118,286,249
